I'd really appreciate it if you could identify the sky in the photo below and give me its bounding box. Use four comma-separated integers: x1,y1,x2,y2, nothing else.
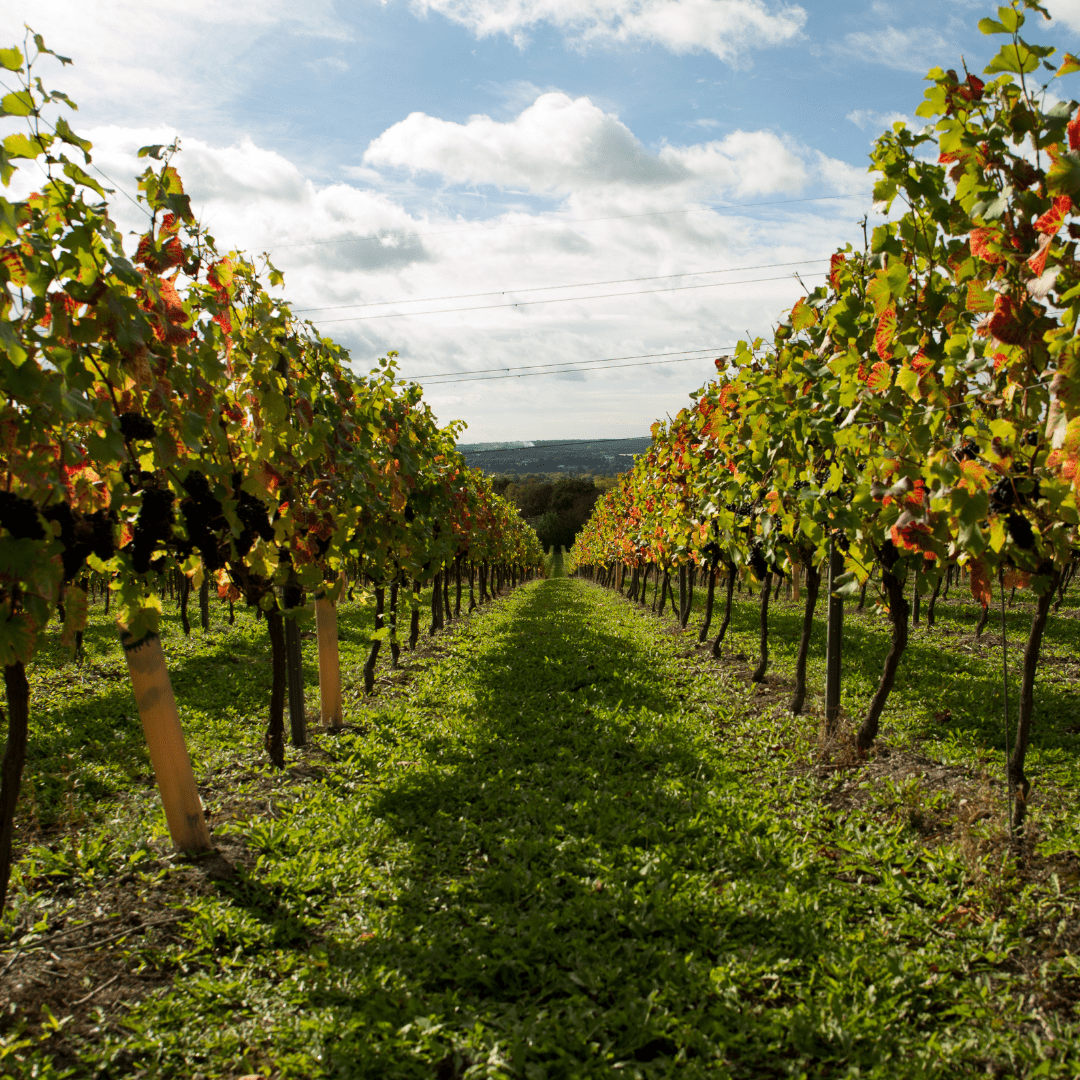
4,0,1080,441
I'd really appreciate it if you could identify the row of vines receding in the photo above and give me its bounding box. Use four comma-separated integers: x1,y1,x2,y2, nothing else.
0,33,545,913
568,0,1080,838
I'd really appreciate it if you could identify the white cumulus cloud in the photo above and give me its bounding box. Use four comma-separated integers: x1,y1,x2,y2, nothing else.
5,100,874,440
363,92,863,200
835,24,952,73
409,0,807,60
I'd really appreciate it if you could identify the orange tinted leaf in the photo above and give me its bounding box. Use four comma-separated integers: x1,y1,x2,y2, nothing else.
875,306,896,360
790,296,818,331
970,227,1004,264
830,253,846,290
966,280,995,312
866,361,892,393
1034,195,1071,236
969,558,992,608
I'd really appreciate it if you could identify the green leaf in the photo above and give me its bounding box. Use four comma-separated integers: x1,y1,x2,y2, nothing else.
61,157,107,197
138,144,166,160
3,131,47,159
985,40,1043,75
0,90,33,117
54,116,92,158
997,5,1021,32
989,515,1007,552
897,366,920,399
1047,150,1080,197
978,17,1009,34
33,33,71,66
0,47,22,71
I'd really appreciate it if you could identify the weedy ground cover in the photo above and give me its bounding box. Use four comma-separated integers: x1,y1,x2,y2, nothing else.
1,578,1079,1078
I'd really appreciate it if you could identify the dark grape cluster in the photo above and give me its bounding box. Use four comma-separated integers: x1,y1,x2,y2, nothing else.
179,470,229,570
0,492,45,541
233,474,275,558
130,487,175,574
16,501,118,581
990,475,1040,512
118,411,157,441
749,539,768,579
1006,513,1035,550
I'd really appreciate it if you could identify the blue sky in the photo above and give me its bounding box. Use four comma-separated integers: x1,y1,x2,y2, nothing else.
7,0,1080,440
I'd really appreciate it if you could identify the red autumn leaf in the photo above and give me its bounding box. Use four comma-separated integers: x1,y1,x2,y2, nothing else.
969,227,1004,264
866,361,892,393
1069,108,1080,152
966,280,995,313
1003,567,1030,591
910,351,933,377
1027,235,1051,276
135,233,183,274
207,257,235,295
875,306,896,360
0,249,27,285
988,294,1029,346
1034,195,1072,236
969,558,992,609
961,74,985,100
830,253,846,289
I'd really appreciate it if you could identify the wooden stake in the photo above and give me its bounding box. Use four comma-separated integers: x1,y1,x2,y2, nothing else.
121,630,211,852
315,588,343,729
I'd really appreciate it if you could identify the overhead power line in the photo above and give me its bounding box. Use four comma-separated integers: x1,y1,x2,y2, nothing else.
292,258,831,314
402,345,735,381
321,270,826,325
276,192,868,251
410,352,730,385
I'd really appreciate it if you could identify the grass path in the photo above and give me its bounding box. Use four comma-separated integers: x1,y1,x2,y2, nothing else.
3,578,1079,1078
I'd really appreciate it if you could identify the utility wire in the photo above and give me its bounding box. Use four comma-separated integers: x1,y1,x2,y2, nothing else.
402,345,736,381
409,352,728,385
0,77,151,220
276,192,869,250
321,271,826,325
293,258,831,314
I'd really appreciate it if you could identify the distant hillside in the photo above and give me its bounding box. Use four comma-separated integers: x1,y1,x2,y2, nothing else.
458,437,650,477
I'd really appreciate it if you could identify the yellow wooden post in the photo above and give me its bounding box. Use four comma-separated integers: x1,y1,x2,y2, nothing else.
121,630,212,852
315,584,343,729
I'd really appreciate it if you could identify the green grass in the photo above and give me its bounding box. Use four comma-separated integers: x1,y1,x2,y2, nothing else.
2,577,1080,1078
650,570,1080,853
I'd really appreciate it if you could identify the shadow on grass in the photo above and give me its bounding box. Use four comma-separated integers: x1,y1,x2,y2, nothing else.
259,581,959,1077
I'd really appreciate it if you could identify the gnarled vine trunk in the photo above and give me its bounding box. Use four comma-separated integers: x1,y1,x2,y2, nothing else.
1009,567,1061,831
750,571,772,683
790,559,821,715
856,554,909,751
0,661,29,914
409,578,421,649
265,607,287,768
364,585,385,693
698,566,717,643
711,562,736,659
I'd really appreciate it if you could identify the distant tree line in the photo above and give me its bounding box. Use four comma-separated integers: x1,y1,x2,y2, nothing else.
491,474,617,550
